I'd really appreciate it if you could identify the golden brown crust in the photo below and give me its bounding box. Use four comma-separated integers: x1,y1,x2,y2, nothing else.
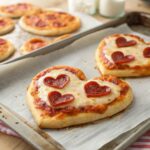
19,11,81,36
27,66,133,128
96,34,150,77
0,38,15,61
0,3,41,18
0,16,15,35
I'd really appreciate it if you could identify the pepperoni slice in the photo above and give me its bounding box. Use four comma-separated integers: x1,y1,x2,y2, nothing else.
84,81,111,98
53,21,66,27
116,37,137,48
111,51,135,64
5,5,15,13
0,38,6,45
30,39,46,50
0,20,6,26
28,16,46,27
46,14,56,20
28,16,40,23
48,91,74,107
17,3,28,10
44,74,70,89
143,47,150,58
34,19,46,27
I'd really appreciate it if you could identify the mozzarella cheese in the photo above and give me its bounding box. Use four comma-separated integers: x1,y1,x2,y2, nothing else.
37,69,121,108
104,35,150,67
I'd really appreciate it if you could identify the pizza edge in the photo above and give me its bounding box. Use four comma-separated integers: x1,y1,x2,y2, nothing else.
26,66,133,129
0,40,15,61
95,34,150,77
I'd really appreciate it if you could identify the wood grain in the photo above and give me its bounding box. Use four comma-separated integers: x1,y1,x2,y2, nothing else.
0,0,149,150
0,133,34,150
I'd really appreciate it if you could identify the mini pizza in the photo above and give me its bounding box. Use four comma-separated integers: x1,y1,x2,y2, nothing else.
19,11,81,36
27,65,133,129
0,38,15,61
0,16,15,35
20,34,71,55
0,3,41,18
96,34,150,77
20,38,50,55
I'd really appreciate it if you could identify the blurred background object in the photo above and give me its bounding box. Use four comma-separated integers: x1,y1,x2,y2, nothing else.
142,0,150,4
99,0,125,18
68,0,98,15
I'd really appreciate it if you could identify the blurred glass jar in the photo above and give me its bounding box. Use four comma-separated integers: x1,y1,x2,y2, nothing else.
68,0,98,15
99,0,125,18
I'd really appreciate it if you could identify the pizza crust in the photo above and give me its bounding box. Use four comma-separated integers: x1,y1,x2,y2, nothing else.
0,17,15,35
95,34,150,77
20,38,51,55
19,11,81,36
26,66,133,129
0,39,15,61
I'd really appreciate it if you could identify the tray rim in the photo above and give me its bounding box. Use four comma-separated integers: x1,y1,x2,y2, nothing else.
0,12,150,150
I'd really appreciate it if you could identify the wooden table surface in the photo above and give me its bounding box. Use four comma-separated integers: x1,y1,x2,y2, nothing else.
0,0,150,150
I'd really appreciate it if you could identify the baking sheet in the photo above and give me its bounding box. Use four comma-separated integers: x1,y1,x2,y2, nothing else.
0,24,150,150
0,11,100,63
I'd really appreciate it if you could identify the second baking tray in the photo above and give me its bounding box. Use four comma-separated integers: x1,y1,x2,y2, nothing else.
0,11,100,64
1,12,150,150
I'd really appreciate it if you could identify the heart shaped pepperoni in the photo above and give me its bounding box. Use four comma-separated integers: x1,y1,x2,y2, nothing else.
111,51,135,64
116,37,137,48
44,74,70,89
0,38,6,45
48,91,74,107
143,47,150,58
84,81,111,98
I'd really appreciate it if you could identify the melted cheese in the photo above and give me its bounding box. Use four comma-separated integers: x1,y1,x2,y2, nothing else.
104,35,150,67
37,69,121,108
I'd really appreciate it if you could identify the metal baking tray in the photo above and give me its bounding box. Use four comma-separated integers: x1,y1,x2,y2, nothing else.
1,11,150,150
2,11,150,65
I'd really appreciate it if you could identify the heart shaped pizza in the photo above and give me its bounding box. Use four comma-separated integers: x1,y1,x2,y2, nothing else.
27,66,133,128
96,34,150,77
